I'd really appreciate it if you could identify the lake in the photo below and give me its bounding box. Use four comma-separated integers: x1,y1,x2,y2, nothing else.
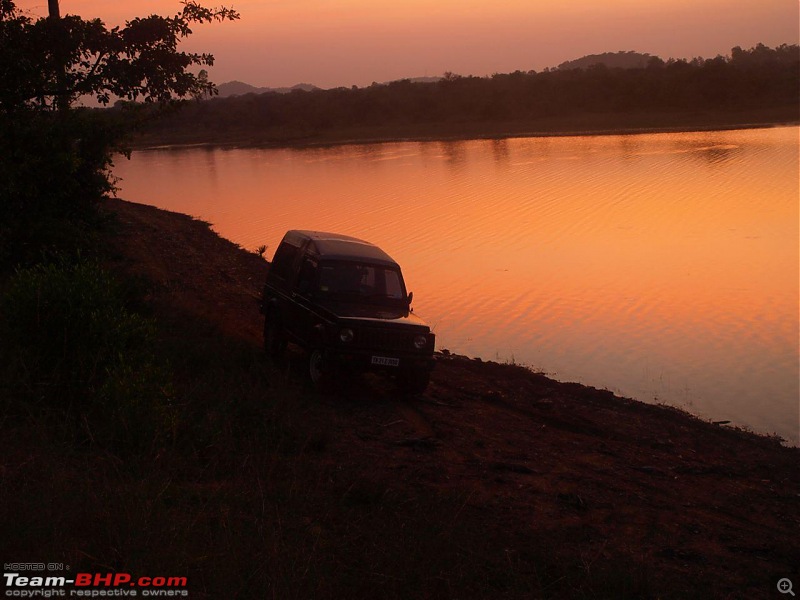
114,126,799,444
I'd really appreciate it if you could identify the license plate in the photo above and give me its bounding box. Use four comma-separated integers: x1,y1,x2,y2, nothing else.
371,356,400,367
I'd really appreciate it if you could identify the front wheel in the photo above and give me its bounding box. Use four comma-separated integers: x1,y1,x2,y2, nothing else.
398,369,431,395
308,348,333,390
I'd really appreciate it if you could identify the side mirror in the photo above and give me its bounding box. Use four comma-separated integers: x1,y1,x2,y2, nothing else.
407,291,413,307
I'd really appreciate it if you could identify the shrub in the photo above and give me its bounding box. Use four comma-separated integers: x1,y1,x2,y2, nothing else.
0,109,123,271
0,258,172,452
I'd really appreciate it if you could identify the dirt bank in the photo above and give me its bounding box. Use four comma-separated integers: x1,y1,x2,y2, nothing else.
101,197,799,598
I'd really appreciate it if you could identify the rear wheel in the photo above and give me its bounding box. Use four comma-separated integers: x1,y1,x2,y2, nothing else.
263,314,286,358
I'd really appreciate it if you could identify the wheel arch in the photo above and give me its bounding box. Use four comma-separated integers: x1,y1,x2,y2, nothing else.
310,322,327,346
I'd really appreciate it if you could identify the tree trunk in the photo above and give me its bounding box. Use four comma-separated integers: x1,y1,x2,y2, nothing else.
48,0,69,110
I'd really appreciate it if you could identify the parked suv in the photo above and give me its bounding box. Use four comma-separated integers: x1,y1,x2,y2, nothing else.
260,230,435,392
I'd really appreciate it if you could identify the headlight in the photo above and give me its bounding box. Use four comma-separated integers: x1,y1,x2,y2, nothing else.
413,334,427,349
339,328,354,343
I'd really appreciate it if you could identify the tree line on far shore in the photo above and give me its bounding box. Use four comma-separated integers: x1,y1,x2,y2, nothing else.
139,43,799,144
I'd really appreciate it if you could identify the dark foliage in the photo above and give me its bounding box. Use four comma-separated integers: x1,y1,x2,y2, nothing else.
557,50,656,70
0,0,239,111
0,109,122,268
0,0,237,268
146,44,799,144
0,258,171,453
0,110,120,219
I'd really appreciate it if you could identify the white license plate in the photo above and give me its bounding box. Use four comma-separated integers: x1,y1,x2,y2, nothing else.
371,356,400,367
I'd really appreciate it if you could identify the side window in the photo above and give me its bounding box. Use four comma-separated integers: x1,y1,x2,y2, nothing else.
296,257,318,294
271,242,300,281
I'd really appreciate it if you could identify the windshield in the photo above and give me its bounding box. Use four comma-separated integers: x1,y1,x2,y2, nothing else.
315,260,407,304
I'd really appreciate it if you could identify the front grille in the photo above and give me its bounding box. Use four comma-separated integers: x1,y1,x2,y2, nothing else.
356,328,416,351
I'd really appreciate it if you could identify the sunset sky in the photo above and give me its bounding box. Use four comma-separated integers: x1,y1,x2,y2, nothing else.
15,0,799,89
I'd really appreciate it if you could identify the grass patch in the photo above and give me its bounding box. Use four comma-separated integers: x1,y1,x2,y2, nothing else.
0,256,172,453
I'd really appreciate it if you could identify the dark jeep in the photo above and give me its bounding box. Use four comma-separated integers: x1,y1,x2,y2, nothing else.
260,230,435,392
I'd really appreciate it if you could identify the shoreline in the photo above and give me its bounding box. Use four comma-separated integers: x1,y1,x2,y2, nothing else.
103,197,796,450
4,195,793,598
115,123,800,447
131,110,799,151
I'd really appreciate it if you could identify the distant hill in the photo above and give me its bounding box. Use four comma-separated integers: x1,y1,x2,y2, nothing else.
216,81,319,97
383,76,443,85
218,77,443,96
558,51,657,70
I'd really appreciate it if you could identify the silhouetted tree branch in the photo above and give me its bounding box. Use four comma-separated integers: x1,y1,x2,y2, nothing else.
0,0,239,244
0,0,239,112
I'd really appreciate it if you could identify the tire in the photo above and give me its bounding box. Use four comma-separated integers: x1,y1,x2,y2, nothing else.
398,369,431,395
308,348,333,390
263,313,286,358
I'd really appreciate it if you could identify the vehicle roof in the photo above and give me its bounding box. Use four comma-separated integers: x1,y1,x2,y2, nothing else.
284,230,399,267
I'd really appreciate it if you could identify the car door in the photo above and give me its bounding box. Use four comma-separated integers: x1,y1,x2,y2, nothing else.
287,254,322,346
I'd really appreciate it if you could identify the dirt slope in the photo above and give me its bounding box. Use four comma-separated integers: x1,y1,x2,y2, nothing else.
103,197,799,598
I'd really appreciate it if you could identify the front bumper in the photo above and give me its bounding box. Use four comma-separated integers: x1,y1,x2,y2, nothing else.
325,347,435,373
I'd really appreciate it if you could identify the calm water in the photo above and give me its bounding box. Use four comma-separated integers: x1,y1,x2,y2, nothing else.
115,127,800,444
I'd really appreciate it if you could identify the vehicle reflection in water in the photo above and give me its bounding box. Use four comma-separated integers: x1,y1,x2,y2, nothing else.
115,127,799,443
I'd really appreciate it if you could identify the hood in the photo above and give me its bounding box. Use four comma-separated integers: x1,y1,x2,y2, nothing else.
321,301,430,329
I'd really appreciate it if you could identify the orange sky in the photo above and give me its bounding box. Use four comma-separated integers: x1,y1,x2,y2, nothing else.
15,0,800,89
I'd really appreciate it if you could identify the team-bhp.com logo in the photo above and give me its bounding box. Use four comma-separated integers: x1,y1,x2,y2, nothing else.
4,570,188,597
